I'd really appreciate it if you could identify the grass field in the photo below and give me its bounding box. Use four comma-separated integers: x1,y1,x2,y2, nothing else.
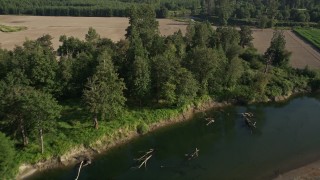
294,28,320,50
0,24,27,32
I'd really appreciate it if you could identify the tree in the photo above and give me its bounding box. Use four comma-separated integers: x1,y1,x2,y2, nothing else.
174,68,199,106
126,29,151,104
239,26,253,48
215,0,235,25
184,47,219,94
10,39,60,95
21,89,61,154
264,30,291,72
259,15,269,28
225,57,244,88
83,51,126,129
125,5,159,50
0,72,31,146
192,21,214,48
216,27,241,53
151,47,179,102
85,27,100,43
0,71,60,153
266,0,279,21
0,132,16,179
131,56,151,105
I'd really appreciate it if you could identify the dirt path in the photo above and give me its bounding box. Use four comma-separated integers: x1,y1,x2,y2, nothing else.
252,29,320,69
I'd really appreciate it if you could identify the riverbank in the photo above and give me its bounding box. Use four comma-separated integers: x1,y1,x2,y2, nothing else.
17,97,230,179
275,159,320,179
16,91,316,179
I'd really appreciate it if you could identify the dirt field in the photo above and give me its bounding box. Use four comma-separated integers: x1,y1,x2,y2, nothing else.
0,15,188,50
252,29,320,69
1,15,320,69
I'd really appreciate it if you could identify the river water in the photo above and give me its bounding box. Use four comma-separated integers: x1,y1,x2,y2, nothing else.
27,94,320,180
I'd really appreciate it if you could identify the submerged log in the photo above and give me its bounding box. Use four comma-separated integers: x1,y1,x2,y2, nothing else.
241,112,256,129
205,118,215,126
185,148,199,160
133,149,154,169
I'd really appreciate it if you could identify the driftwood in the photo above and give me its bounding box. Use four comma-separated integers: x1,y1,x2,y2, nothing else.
241,112,256,129
185,148,199,160
133,149,154,169
74,158,91,180
205,118,215,126
75,161,83,180
203,112,214,126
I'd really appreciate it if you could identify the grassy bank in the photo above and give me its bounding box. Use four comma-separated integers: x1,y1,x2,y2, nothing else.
294,28,320,50
0,24,27,32
15,96,214,178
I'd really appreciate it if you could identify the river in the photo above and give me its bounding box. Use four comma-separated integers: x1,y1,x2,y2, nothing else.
27,94,320,180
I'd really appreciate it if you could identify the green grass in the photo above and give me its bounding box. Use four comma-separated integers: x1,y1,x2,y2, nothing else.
0,24,27,32
294,28,320,50
13,96,212,178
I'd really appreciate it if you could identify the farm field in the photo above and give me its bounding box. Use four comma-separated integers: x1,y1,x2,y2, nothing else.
0,15,188,50
294,28,320,50
1,15,320,69
252,29,320,69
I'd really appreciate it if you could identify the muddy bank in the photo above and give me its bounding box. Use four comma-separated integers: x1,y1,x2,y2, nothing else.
274,159,320,180
17,99,230,179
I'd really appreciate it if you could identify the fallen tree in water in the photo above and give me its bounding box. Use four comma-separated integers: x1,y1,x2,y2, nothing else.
133,149,154,169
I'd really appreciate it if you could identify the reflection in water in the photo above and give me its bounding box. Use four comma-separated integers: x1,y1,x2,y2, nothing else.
28,94,320,180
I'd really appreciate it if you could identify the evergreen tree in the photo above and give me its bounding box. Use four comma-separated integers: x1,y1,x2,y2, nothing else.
264,30,291,72
239,26,253,48
83,51,126,129
125,5,159,51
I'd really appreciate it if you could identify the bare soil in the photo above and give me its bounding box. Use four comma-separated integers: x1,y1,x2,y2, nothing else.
252,29,320,69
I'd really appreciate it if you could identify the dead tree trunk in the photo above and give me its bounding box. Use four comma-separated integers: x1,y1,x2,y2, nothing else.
93,115,99,129
75,161,84,180
40,128,44,154
133,149,154,169
20,119,28,146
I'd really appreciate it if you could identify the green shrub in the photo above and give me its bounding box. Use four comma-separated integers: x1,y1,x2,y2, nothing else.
136,122,149,135
0,132,17,179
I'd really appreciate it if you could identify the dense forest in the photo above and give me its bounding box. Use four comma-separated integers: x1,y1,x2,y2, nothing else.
1,5,320,179
0,0,320,26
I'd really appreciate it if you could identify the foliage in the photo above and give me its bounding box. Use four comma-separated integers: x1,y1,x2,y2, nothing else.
0,24,27,32
136,122,149,135
0,132,16,179
264,30,291,68
0,10,319,178
83,51,126,124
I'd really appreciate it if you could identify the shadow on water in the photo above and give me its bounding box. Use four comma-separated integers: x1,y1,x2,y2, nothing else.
27,93,320,180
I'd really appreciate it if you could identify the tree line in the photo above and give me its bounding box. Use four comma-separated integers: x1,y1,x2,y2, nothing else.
1,0,320,25
0,5,320,178
0,0,198,18
200,0,320,26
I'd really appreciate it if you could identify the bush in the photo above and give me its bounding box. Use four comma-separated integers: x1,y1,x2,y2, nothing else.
136,122,149,135
0,132,17,179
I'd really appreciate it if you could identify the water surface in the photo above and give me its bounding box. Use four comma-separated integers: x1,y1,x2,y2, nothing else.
27,94,320,180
